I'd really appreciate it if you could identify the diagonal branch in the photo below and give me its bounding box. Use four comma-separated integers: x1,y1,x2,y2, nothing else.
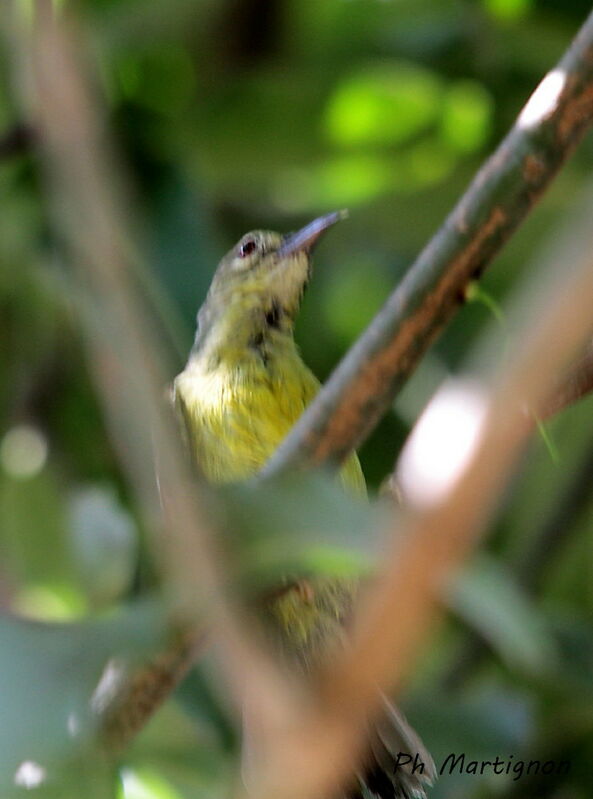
543,338,593,418
14,0,300,755
261,9,593,478
248,169,593,799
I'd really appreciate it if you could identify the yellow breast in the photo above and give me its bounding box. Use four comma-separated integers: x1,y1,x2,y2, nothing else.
174,353,365,494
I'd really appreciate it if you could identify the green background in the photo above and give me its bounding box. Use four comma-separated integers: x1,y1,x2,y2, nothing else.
1,0,593,797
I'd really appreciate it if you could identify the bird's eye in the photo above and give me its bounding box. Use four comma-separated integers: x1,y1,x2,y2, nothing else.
239,239,257,257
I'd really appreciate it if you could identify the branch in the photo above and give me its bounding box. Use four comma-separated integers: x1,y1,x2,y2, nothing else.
543,338,593,418
261,9,593,478
17,0,299,757
100,626,204,751
248,188,593,799
93,327,593,746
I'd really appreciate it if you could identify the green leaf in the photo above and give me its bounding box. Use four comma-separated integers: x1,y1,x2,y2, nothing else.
0,602,167,795
219,472,388,590
324,63,441,148
440,81,493,154
446,555,558,675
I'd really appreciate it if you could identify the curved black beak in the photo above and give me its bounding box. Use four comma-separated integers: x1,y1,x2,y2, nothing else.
277,210,348,258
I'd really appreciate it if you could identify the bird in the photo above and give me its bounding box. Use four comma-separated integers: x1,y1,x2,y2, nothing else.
173,211,435,799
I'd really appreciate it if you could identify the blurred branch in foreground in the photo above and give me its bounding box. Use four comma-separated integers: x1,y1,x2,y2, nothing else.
101,331,593,756
14,0,298,754
262,8,593,478
543,338,593,418
251,185,593,799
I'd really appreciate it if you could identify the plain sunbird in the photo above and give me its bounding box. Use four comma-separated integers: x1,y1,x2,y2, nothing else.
174,212,435,799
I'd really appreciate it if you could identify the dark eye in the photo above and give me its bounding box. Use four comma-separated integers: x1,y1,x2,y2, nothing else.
239,239,257,257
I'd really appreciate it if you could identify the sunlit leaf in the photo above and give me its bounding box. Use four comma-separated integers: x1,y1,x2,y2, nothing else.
119,768,183,799
440,81,493,154
483,0,533,23
14,582,87,621
309,154,393,207
324,63,441,147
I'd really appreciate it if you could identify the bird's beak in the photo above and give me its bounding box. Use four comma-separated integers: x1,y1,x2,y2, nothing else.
277,210,348,258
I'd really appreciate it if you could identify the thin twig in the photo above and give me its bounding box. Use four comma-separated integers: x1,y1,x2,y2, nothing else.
261,9,593,478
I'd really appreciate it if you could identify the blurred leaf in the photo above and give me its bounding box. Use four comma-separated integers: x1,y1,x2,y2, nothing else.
402,137,455,188
446,555,558,675
119,767,183,799
549,611,593,695
114,45,195,116
324,63,441,148
0,471,72,589
122,690,235,799
410,685,534,762
483,0,533,23
219,472,388,590
308,154,393,207
14,582,87,621
409,686,534,799
0,602,167,794
8,751,116,799
440,81,493,154
68,486,138,608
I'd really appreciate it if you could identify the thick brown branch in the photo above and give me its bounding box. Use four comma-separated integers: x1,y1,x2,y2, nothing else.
261,9,593,478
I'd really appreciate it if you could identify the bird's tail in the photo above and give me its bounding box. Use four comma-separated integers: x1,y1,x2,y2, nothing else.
348,696,436,799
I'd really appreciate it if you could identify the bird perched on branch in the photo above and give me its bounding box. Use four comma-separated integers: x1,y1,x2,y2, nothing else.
174,211,435,799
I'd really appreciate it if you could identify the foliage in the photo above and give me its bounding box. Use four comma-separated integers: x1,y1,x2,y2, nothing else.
1,1,593,798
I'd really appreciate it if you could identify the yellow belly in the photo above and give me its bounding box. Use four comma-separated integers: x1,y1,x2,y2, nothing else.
174,356,365,494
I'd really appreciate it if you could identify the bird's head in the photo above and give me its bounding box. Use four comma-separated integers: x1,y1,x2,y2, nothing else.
192,211,346,362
